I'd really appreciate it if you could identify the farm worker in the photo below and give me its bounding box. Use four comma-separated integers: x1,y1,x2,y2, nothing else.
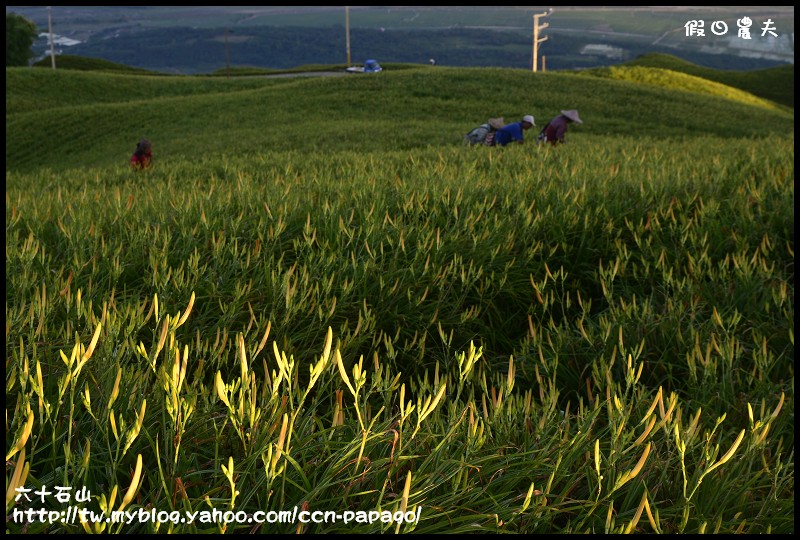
537,110,583,145
130,138,153,169
464,117,505,146
493,115,535,146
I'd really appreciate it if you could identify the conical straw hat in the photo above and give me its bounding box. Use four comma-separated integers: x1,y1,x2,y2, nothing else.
560,110,583,124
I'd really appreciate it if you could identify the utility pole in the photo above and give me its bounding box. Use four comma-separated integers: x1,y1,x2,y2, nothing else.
48,6,56,70
345,6,351,67
532,8,552,73
224,27,231,77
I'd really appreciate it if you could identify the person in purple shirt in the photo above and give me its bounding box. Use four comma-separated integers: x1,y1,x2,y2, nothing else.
538,110,583,145
493,115,536,146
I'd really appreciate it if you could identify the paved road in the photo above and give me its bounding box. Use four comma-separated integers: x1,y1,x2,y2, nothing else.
261,71,349,78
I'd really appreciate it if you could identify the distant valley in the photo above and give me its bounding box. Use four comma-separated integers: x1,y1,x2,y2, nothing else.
7,6,794,74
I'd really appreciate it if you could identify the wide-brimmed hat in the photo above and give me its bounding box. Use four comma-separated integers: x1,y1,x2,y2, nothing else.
488,117,505,129
560,110,583,124
522,115,535,126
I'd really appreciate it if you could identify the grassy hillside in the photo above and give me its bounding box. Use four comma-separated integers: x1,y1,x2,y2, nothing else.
31,54,164,75
5,65,794,173
578,65,786,112
30,54,418,78
621,53,794,109
4,63,794,533
7,66,286,114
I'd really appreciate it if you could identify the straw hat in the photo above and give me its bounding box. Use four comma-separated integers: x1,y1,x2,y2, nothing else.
522,115,535,126
488,117,505,129
560,110,583,124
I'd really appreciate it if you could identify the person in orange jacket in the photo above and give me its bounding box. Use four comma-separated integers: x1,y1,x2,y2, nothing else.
130,138,153,169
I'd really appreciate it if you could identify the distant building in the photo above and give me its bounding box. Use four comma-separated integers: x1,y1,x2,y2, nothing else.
580,44,625,60
721,33,794,63
30,33,83,65
38,33,82,47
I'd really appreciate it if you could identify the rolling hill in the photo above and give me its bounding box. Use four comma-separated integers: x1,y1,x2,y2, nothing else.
5,58,794,173
620,52,794,109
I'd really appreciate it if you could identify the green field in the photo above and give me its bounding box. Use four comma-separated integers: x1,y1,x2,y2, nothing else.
5,56,794,533
620,53,795,109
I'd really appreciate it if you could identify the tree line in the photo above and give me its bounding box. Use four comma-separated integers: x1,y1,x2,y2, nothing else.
7,13,39,66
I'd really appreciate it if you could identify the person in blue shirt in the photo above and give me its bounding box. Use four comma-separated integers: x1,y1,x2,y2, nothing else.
493,115,535,146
